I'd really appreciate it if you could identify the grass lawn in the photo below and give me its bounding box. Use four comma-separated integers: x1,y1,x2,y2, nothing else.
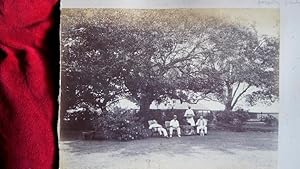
60,131,278,169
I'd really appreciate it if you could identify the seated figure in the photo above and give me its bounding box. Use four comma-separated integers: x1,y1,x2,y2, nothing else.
169,115,181,137
196,116,208,135
148,120,168,137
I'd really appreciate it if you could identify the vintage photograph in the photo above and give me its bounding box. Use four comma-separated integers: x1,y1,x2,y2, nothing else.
60,8,279,169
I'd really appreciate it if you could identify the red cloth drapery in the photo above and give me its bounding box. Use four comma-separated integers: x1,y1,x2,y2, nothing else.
0,0,59,168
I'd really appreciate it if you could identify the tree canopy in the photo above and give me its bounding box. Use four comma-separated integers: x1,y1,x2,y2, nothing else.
61,9,279,121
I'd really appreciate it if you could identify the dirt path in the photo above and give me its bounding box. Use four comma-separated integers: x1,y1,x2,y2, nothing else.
60,131,277,169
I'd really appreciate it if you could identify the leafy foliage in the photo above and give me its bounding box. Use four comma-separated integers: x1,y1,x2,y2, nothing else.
93,108,150,141
182,21,279,111
215,109,250,131
60,9,279,125
262,114,278,127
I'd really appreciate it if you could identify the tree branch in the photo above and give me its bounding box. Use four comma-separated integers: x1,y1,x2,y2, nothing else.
231,84,251,108
232,82,241,98
253,38,266,53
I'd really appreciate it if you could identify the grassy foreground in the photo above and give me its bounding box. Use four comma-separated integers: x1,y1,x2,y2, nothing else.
60,131,277,169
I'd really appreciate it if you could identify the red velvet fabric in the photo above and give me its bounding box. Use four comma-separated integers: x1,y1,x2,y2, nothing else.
0,0,59,168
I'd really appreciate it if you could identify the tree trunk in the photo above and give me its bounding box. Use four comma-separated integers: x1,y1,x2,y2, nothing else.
224,81,233,111
139,96,153,122
224,101,233,111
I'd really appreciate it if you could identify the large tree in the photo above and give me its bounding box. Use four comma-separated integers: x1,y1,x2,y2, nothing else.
61,9,279,120
120,19,217,118
182,21,279,111
61,22,132,117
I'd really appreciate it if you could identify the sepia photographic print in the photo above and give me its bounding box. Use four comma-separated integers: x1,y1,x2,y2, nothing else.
60,8,279,169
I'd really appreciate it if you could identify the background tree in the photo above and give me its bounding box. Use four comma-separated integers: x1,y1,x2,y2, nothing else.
61,22,132,119
184,21,279,111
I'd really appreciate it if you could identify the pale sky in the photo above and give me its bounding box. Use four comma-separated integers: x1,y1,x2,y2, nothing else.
63,8,279,37
116,98,279,113
215,8,279,37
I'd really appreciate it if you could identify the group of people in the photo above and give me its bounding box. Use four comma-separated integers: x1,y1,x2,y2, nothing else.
148,106,208,138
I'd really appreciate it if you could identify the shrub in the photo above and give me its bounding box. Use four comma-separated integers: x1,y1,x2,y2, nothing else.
93,109,150,141
262,114,278,126
203,112,214,122
215,109,250,131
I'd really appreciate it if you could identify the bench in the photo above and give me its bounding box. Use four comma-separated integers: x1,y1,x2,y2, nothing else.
148,120,161,137
82,131,96,140
165,121,195,136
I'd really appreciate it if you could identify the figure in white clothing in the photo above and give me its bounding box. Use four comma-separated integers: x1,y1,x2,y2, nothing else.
169,115,181,137
184,106,195,127
196,116,208,135
148,120,168,137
